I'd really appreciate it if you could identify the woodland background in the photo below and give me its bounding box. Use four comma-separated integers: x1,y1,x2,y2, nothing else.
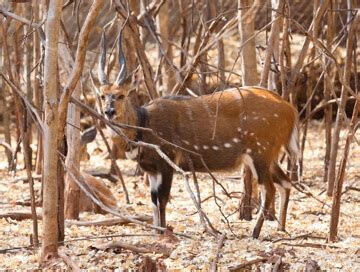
0,0,359,270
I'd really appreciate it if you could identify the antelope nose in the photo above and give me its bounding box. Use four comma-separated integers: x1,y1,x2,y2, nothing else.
105,108,116,118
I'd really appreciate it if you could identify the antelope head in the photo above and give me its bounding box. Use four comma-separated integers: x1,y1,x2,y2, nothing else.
97,31,137,142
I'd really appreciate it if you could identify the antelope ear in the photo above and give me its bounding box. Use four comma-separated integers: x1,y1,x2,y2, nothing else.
127,88,140,107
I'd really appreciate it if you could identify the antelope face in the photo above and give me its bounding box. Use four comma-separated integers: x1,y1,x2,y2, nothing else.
99,84,128,122
96,28,133,128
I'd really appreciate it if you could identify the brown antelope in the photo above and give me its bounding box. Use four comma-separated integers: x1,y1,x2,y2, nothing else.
96,32,299,238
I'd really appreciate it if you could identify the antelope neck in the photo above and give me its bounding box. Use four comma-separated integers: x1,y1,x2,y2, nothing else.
135,107,148,142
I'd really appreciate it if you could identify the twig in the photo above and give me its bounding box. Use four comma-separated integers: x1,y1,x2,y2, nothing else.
0,211,42,221
272,232,326,243
210,233,226,272
66,215,152,227
58,251,81,272
344,186,360,193
92,240,171,257
281,242,342,249
10,175,42,183
228,257,267,271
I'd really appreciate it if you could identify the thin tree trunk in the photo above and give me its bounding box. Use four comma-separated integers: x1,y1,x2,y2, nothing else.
327,5,356,196
24,2,33,160
58,0,105,224
329,15,359,240
32,1,44,176
280,2,290,99
238,0,258,86
300,0,320,177
41,0,63,262
64,85,81,219
157,0,176,94
286,0,329,104
323,0,335,184
237,0,259,220
0,45,12,167
259,0,283,89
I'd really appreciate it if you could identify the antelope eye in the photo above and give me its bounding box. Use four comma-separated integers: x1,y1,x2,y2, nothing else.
100,94,105,100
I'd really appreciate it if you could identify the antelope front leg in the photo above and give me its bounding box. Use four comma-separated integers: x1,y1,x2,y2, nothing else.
149,173,161,230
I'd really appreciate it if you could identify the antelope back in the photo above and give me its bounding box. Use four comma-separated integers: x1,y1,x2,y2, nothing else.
142,87,298,172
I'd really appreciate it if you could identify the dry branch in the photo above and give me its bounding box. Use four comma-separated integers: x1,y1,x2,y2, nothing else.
210,233,226,272
228,257,267,271
0,211,42,221
58,250,81,272
66,215,152,227
92,240,171,257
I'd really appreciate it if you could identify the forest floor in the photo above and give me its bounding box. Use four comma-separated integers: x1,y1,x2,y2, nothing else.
0,121,360,271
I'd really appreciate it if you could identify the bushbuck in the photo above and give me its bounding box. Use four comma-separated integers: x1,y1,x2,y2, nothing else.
96,32,299,238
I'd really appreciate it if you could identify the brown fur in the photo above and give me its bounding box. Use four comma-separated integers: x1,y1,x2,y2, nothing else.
100,85,298,238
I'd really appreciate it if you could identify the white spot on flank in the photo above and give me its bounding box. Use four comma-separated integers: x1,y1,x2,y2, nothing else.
237,127,242,132
182,140,190,145
256,142,261,146
224,143,232,148
203,145,209,150
250,132,255,136
246,148,252,153
232,137,240,143
212,145,220,150
274,113,279,118
244,131,248,135
262,117,266,121
262,146,266,151
254,116,259,120
194,145,199,150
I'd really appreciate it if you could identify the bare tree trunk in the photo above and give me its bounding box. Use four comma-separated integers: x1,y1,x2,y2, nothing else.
41,0,63,262
237,0,259,220
299,0,320,177
329,15,359,240
57,28,81,220
259,0,283,89
238,0,258,86
207,0,226,88
33,1,43,175
323,0,335,184
23,2,33,155
53,0,105,233
64,85,81,219
0,45,12,167
157,0,176,94
327,4,355,196
286,0,329,104
280,2,291,99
